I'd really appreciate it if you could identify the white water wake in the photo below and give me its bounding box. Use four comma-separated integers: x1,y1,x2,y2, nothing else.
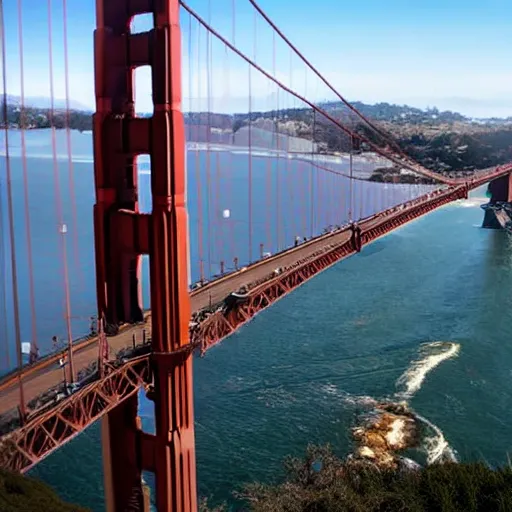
395,341,460,464
396,341,460,400
330,341,461,467
456,198,487,208
415,413,458,464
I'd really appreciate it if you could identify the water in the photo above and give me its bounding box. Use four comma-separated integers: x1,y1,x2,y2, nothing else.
2,130,512,510
0,129,430,364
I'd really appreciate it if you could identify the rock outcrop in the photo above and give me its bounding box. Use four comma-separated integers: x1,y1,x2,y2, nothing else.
351,401,422,470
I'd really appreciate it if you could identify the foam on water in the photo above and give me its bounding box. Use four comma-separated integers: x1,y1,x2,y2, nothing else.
395,341,460,464
386,418,408,448
326,341,461,466
415,413,458,464
396,341,460,400
456,198,487,208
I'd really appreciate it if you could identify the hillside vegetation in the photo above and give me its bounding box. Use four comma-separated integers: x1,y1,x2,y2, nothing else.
3,100,512,176
0,469,89,512
203,445,512,512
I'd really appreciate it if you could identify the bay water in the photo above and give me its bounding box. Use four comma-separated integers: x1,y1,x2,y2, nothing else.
2,130,510,510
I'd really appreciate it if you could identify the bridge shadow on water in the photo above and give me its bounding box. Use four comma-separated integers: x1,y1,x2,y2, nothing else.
355,238,388,258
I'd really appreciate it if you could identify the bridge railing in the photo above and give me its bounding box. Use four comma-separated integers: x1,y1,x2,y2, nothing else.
0,323,152,439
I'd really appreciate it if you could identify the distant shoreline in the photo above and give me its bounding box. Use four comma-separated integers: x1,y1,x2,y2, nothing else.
4,99,512,176
0,128,391,181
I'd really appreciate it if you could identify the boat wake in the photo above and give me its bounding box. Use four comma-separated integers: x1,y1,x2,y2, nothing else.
339,341,460,469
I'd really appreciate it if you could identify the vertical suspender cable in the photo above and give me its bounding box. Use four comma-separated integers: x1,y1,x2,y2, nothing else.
220,41,228,268
1,0,25,417
47,0,74,382
248,12,257,262
300,129,306,235
187,14,194,279
214,151,220,267
205,29,212,278
275,90,280,251
0,8,8,370
310,110,315,237
207,0,219,272
331,171,335,227
359,175,363,220
265,135,272,252
229,0,236,265
286,50,293,244
0,172,8,369
61,0,81,301
365,184,370,220
349,136,353,221
0,3,8,370
325,169,329,228
369,183,373,218
329,171,333,227
315,137,320,233
17,0,38,361
248,63,253,262
339,173,343,225
194,22,204,282
225,46,235,265
273,32,281,252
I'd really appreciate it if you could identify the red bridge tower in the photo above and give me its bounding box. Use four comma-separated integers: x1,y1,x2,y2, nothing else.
93,0,197,510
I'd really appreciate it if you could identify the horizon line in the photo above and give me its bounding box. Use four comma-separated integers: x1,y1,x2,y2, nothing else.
5,95,512,121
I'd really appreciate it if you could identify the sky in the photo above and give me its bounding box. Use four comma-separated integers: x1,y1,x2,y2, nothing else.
1,0,512,117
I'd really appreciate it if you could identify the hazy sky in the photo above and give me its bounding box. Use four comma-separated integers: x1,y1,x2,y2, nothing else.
2,0,512,117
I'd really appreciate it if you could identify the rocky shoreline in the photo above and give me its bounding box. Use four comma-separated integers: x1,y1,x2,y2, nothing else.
350,401,424,471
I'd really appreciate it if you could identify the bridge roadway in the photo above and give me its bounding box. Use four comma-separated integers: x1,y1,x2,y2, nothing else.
1,171,510,473
0,221,354,416
0,190,456,418
0,166,508,421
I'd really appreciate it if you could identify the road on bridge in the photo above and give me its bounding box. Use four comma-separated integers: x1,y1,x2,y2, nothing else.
0,224,356,417
0,176,498,421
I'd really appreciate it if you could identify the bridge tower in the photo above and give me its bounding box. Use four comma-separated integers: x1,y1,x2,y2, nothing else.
93,0,197,510
482,173,512,229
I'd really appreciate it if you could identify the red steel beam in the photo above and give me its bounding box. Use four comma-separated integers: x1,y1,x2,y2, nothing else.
194,184,470,353
0,356,149,474
147,1,197,510
93,0,150,507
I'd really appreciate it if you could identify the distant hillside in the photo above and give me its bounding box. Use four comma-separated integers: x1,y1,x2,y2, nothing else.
3,98,512,176
5,95,91,112
382,121,512,174
323,101,512,125
327,101,468,124
1,103,92,132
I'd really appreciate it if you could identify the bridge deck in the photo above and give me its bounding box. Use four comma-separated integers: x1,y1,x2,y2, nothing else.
0,176,506,473
0,218,355,417
0,174,499,428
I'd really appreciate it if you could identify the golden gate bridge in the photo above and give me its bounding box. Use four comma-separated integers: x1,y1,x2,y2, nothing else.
0,0,511,510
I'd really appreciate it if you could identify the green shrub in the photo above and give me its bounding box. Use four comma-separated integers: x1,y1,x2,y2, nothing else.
234,444,512,512
0,469,89,512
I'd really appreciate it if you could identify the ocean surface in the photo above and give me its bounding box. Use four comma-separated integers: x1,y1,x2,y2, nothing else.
2,130,512,510
0,129,433,363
